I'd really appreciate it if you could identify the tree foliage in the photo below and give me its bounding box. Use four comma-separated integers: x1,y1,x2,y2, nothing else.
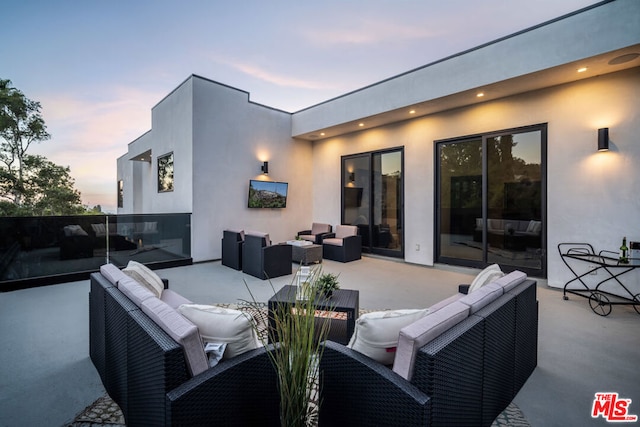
0,79,90,216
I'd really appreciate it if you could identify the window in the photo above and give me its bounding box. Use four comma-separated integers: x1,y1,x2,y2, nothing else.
342,148,404,258
157,152,174,193
435,125,546,276
117,180,123,208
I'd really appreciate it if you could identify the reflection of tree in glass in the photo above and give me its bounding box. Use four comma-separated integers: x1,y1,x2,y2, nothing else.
158,154,174,192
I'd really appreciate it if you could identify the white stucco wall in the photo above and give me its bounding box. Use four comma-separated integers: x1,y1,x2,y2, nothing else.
190,77,313,262
311,68,640,292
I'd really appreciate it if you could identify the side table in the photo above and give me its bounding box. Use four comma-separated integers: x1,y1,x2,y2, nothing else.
286,240,323,265
268,285,359,345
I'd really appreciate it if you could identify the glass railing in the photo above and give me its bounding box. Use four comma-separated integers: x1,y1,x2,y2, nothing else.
0,213,192,291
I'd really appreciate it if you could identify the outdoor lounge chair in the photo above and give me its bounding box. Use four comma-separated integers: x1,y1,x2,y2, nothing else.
221,229,244,270
297,222,332,244
242,232,292,279
322,225,362,262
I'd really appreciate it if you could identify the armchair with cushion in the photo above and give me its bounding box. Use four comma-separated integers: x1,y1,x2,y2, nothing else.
322,225,362,262
297,222,332,244
318,272,538,426
222,229,244,270
242,232,292,279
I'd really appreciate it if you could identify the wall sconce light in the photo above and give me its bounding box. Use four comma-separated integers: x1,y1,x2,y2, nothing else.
261,161,269,174
349,172,355,182
598,128,609,151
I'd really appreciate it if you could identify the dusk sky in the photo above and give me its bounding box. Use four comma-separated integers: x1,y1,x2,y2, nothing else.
1,0,598,213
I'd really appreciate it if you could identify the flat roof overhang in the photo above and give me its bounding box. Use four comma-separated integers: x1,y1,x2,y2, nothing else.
291,0,640,141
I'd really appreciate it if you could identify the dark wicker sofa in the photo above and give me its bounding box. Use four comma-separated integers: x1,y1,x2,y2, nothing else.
89,267,280,426
318,276,538,426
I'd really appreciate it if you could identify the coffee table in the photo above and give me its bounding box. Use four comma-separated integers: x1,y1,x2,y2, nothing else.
268,285,359,345
286,240,323,265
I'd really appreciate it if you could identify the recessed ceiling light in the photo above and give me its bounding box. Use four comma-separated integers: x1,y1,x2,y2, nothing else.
358,123,364,127
577,67,588,73
409,110,416,114
320,132,325,136
477,92,484,98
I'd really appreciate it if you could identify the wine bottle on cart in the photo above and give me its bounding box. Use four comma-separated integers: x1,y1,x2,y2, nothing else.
619,237,629,264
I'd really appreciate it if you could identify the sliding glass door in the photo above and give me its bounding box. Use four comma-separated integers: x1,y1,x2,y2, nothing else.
342,148,404,258
436,126,546,276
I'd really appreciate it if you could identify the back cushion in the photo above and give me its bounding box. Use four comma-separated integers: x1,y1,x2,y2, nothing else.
311,223,330,234
335,225,357,239
178,304,262,359
469,264,504,293
393,301,470,380
123,260,164,298
141,297,209,377
347,308,429,365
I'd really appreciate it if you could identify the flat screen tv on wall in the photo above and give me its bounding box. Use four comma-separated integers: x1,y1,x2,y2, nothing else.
248,180,288,208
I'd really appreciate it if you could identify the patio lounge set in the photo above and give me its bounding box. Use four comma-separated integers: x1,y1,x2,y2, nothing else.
89,255,538,426
221,223,362,279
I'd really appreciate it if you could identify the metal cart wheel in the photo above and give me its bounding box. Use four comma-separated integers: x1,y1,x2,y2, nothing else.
633,293,640,315
588,292,612,316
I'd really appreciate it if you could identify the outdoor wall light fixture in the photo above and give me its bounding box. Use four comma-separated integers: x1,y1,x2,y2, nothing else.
349,172,355,182
261,161,269,174
598,128,609,151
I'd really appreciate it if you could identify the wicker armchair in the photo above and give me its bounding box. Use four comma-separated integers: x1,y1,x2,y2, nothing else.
297,222,332,244
221,229,244,270
318,279,538,426
242,232,292,279
89,270,281,426
322,225,362,262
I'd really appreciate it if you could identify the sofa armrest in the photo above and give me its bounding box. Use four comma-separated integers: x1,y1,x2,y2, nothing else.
319,340,429,426
167,345,280,425
458,284,470,294
323,232,336,239
162,278,169,289
297,229,312,236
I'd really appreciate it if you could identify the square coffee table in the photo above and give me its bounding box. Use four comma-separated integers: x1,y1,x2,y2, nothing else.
286,241,323,265
268,285,359,345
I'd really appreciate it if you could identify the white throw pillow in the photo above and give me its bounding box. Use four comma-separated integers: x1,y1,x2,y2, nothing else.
347,308,429,365
123,260,164,298
177,304,262,359
468,264,504,293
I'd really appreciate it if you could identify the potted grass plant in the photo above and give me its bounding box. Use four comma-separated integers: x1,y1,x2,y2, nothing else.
245,266,331,426
316,272,340,298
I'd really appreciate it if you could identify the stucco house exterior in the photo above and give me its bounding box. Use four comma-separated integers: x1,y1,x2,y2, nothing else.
117,0,640,291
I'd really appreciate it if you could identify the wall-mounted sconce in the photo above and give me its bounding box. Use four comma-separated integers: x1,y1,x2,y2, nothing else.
348,172,355,182
598,128,609,151
261,161,269,174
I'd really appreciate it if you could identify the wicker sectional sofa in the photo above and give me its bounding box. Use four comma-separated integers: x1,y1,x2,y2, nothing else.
89,264,280,426
318,271,538,426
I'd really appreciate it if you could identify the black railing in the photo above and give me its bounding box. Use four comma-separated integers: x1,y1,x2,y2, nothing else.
0,213,192,291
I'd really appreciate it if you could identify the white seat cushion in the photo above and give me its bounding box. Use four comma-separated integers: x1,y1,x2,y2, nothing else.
178,304,262,359
347,308,429,365
322,237,343,246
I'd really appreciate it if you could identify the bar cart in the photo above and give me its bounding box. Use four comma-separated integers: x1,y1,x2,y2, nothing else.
558,243,640,316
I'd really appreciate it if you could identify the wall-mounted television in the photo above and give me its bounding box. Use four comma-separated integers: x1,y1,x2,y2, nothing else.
248,180,288,208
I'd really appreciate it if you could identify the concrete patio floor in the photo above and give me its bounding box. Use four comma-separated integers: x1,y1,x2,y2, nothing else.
1,255,638,426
